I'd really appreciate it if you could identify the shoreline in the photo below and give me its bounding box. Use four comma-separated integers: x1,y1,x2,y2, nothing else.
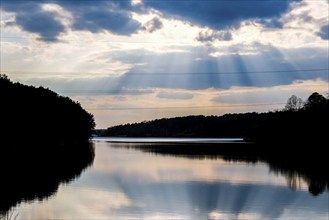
92,137,246,144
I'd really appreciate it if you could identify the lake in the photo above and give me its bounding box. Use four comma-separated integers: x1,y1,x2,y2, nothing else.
4,138,328,220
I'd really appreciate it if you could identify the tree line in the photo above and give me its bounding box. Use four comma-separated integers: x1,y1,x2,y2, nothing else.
0,74,95,147
102,92,328,145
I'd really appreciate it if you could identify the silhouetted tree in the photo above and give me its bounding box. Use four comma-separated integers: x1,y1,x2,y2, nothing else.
284,95,303,112
304,92,327,111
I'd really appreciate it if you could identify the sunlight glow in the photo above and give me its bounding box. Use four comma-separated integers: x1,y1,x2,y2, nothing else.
0,0,328,127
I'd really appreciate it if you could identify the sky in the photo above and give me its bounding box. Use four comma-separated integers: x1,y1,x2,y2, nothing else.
1,0,328,128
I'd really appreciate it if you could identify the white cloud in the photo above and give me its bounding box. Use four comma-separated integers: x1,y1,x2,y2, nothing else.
200,0,328,55
131,0,142,6
208,211,262,220
41,3,73,28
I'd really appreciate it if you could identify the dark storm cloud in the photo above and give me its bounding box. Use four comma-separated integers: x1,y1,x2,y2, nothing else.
1,0,141,41
142,0,297,30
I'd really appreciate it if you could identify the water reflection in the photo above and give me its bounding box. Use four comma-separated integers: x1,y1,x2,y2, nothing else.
4,141,328,219
70,142,328,220
0,142,95,215
109,142,329,195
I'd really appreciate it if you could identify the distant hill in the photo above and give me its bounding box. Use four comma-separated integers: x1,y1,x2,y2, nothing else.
0,74,95,146
102,114,261,138
102,92,328,145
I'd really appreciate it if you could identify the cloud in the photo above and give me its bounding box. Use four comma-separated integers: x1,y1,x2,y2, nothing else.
143,17,163,33
74,168,328,220
114,46,328,90
18,76,154,97
279,0,328,41
65,88,153,96
142,0,296,30
157,92,193,100
196,30,232,42
63,4,141,35
2,2,66,42
318,24,329,40
1,0,142,41
210,79,329,105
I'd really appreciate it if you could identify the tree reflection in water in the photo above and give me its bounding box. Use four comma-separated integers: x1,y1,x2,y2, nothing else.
109,142,328,196
0,142,95,215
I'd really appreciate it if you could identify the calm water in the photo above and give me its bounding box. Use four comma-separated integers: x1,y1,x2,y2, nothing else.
6,138,329,219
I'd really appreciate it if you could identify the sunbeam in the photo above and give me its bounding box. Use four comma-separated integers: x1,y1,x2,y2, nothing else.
1,0,328,218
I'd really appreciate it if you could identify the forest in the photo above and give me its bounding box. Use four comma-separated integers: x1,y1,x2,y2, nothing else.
102,92,329,145
0,75,96,214
0,74,95,147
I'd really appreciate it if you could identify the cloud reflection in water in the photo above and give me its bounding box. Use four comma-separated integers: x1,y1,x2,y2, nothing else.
13,141,329,220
